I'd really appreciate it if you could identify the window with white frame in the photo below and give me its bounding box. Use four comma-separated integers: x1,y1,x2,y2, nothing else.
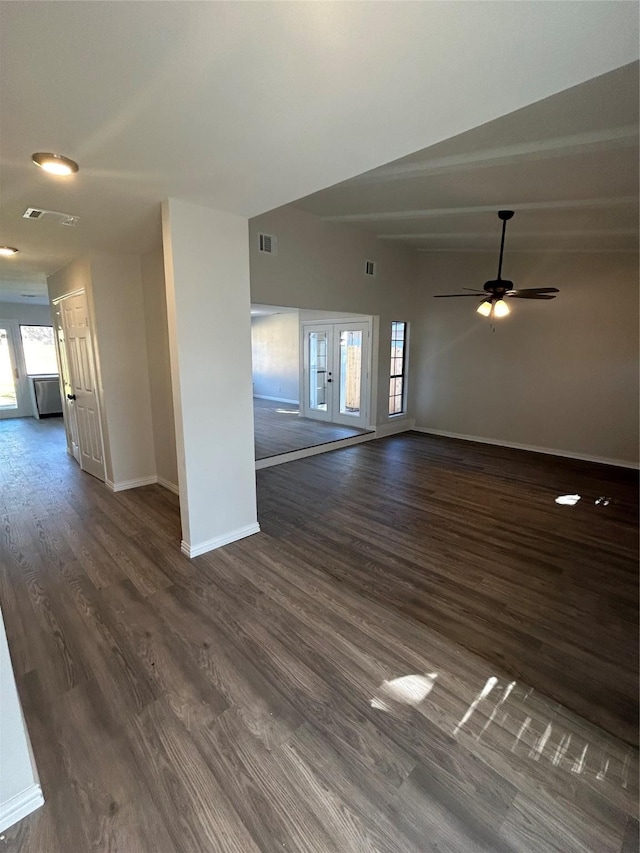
19,325,58,375
389,321,407,415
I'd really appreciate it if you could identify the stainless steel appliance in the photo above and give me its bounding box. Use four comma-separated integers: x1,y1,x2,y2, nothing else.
32,376,62,417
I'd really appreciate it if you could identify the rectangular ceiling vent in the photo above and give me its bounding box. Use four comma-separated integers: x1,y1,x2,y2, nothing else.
23,208,80,227
258,233,277,256
365,260,377,277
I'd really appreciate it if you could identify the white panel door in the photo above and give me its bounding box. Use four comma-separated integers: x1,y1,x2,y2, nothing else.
59,293,105,481
302,320,371,428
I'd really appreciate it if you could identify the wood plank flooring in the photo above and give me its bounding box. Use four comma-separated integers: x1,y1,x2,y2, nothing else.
0,417,638,852
260,432,639,746
253,397,369,459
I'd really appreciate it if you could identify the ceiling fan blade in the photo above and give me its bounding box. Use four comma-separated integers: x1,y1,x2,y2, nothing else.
462,287,486,293
433,293,485,298
508,293,557,299
506,287,559,295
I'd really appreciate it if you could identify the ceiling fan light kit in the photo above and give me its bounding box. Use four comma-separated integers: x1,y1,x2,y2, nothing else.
434,210,559,319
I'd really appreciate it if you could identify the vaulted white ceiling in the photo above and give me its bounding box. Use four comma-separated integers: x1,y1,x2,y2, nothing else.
294,63,639,254
0,1,638,303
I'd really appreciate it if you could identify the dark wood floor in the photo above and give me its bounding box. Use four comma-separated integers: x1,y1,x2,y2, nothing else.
257,432,639,746
0,417,638,852
254,397,369,459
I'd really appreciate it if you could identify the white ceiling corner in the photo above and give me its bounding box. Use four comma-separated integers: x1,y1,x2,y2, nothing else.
0,1,638,283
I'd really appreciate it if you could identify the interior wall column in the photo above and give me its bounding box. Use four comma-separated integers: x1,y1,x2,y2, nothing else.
161,198,259,556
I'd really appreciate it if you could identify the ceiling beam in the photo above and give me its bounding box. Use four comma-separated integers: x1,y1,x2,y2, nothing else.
322,197,638,224
380,229,638,241
347,125,638,186
416,247,639,254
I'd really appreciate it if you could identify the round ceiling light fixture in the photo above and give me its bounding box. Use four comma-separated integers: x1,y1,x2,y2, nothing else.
0,246,19,256
32,152,79,176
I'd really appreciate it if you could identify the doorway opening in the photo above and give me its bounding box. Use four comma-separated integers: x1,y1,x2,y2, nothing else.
0,320,61,420
251,305,374,462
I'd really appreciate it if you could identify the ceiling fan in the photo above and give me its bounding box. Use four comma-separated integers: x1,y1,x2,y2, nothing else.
433,210,559,318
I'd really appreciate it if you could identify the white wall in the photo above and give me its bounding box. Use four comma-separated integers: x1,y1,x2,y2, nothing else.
251,311,299,403
90,253,156,486
162,199,258,556
0,608,43,832
413,251,639,465
249,205,419,427
0,302,53,325
141,248,178,490
47,256,91,303
47,254,157,486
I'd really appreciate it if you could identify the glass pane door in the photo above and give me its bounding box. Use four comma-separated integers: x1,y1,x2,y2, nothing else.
0,328,18,410
303,320,370,428
308,330,329,413
339,329,362,417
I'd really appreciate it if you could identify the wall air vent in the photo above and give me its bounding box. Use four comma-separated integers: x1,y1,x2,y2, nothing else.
258,233,277,255
365,260,377,277
23,207,80,226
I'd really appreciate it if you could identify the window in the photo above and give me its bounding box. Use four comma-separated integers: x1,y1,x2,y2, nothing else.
19,325,58,375
389,321,407,415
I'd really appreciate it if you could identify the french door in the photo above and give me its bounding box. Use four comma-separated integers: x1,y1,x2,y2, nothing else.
302,321,370,428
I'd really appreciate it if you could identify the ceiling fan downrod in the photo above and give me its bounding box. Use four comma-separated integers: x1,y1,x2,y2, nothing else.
495,209,514,281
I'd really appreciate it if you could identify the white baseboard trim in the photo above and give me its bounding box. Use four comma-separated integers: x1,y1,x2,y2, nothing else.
0,784,44,833
106,475,159,492
253,395,300,405
256,431,376,470
181,522,261,558
375,417,416,438
414,427,639,470
157,476,179,495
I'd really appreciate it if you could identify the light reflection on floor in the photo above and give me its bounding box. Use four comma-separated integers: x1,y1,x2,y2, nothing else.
555,493,615,507
370,667,637,797
555,494,581,505
370,673,437,712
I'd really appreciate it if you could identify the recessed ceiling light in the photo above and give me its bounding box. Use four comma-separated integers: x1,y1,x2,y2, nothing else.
32,152,79,176
0,246,18,256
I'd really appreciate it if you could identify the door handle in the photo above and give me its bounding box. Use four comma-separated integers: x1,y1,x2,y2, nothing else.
67,394,76,401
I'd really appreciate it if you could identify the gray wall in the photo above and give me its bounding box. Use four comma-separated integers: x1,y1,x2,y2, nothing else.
141,247,178,489
249,205,419,427
412,251,639,465
0,302,53,325
251,311,300,403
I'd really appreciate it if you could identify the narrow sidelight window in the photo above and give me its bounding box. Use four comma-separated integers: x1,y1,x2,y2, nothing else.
389,321,407,415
